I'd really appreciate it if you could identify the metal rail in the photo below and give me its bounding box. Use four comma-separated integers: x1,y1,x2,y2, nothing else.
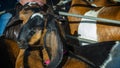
66,35,97,43
57,0,71,6
59,11,120,43
59,11,120,25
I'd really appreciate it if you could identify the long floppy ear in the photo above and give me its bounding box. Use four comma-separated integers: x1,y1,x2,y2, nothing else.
6,14,22,28
44,14,64,68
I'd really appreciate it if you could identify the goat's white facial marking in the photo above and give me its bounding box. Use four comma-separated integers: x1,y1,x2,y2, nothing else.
28,2,37,6
31,13,43,19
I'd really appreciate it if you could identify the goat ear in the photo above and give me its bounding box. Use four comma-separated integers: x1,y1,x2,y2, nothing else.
6,15,22,28
44,18,64,68
44,30,63,68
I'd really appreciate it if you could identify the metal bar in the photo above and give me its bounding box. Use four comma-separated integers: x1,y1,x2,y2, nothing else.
59,11,120,25
66,35,97,43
